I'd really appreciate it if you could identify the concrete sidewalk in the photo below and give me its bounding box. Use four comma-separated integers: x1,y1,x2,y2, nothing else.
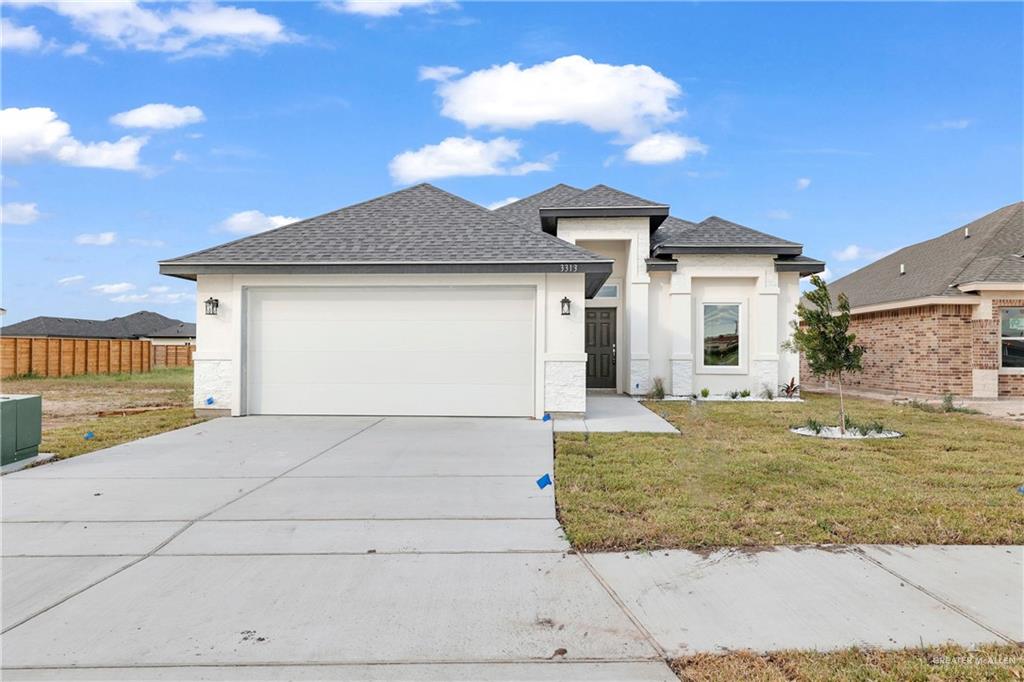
585,545,1023,657
554,393,678,433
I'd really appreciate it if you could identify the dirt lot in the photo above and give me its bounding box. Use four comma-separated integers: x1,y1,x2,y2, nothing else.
2,368,203,459
3,367,193,430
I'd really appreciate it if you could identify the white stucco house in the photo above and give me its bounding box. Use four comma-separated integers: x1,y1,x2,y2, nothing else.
160,183,824,418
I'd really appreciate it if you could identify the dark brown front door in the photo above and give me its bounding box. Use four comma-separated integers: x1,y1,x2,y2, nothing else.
585,308,616,389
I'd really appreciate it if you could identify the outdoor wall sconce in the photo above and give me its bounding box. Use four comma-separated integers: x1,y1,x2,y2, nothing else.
204,297,220,316
560,297,572,316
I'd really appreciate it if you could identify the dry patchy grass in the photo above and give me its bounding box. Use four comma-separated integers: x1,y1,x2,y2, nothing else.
672,644,1024,681
556,393,1024,550
3,367,202,459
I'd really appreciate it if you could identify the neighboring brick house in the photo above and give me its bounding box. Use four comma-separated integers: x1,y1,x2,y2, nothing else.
802,201,1023,399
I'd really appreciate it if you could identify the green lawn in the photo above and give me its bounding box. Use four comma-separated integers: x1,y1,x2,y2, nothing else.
672,644,1024,682
555,393,1024,550
2,367,204,459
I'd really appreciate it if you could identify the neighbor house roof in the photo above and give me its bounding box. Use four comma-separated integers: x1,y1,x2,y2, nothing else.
2,311,185,339
146,322,197,338
161,183,614,296
827,201,1023,310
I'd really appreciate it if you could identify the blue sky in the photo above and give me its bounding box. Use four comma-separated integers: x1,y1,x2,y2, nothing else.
2,1,1021,325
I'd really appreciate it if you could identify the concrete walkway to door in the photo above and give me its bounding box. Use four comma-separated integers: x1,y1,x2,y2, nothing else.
2,416,675,681
554,392,679,433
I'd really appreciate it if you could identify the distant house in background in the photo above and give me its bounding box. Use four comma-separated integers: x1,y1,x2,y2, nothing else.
805,202,1023,399
1,311,195,377
141,322,197,347
2,311,192,344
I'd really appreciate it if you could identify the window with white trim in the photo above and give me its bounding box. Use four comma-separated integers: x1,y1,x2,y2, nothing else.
1001,307,1024,368
702,303,740,367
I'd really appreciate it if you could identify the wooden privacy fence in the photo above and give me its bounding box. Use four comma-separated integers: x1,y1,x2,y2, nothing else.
151,344,193,369
0,337,187,378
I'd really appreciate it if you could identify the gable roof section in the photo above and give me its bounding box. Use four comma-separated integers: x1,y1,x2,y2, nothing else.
828,201,1023,309
653,215,803,255
160,183,614,296
493,184,582,231
536,183,669,232
556,184,665,208
2,311,184,339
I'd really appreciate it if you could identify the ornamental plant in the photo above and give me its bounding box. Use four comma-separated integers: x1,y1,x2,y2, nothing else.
783,275,865,433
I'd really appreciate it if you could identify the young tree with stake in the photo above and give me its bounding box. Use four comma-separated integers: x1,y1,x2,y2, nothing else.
784,275,865,433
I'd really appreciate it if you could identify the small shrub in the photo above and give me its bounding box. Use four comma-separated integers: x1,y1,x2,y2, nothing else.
728,390,740,399
760,385,775,400
844,415,887,436
803,418,824,434
907,396,981,415
648,377,666,400
779,377,800,399
700,387,710,398
739,389,751,398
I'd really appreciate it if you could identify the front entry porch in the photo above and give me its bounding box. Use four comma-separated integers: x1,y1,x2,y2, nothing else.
553,392,678,433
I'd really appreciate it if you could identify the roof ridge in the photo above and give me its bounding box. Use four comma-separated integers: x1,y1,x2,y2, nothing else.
697,215,801,245
949,202,1023,285
162,184,436,264
493,184,583,212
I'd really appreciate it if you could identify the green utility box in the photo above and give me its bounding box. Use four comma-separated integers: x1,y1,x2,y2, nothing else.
1,394,42,469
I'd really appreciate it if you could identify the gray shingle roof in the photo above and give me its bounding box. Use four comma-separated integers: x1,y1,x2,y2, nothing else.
828,201,1023,309
653,215,802,253
493,184,582,231
555,184,665,208
146,322,197,338
2,311,185,339
163,183,607,266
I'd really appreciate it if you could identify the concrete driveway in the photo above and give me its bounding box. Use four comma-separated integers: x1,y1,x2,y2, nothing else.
2,417,674,681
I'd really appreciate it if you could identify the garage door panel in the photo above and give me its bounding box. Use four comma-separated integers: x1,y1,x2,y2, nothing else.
251,288,534,322
252,383,534,417
247,287,536,417
252,320,534,354
251,350,534,386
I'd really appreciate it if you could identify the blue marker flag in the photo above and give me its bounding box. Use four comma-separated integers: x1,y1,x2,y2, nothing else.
542,414,551,422
205,396,215,405
84,431,95,440
536,473,552,489
1018,485,1024,495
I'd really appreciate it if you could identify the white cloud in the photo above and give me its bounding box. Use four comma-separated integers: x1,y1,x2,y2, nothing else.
625,132,707,164
927,119,971,131
323,1,456,17
431,55,683,140
795,177,811,190
111,293,150,303
148,285,170,293
1,18,43,51
34,1,295,58
2,107,147,171
92,282,135,294
419,65,462,82
486,196,520,210
111,103,205,129
832,244,893,263
57,274,86,286
63,42,89,56
389,136,552,184
75,231,117,246
172,150,188,162
219,209,300,235
0,202,40,225
766,209,792,220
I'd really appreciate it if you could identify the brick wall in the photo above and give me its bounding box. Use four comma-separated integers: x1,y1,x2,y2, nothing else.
801,298,1024,398
801,304,974,397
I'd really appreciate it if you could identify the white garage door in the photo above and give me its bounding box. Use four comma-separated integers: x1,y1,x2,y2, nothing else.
246,286,536,416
